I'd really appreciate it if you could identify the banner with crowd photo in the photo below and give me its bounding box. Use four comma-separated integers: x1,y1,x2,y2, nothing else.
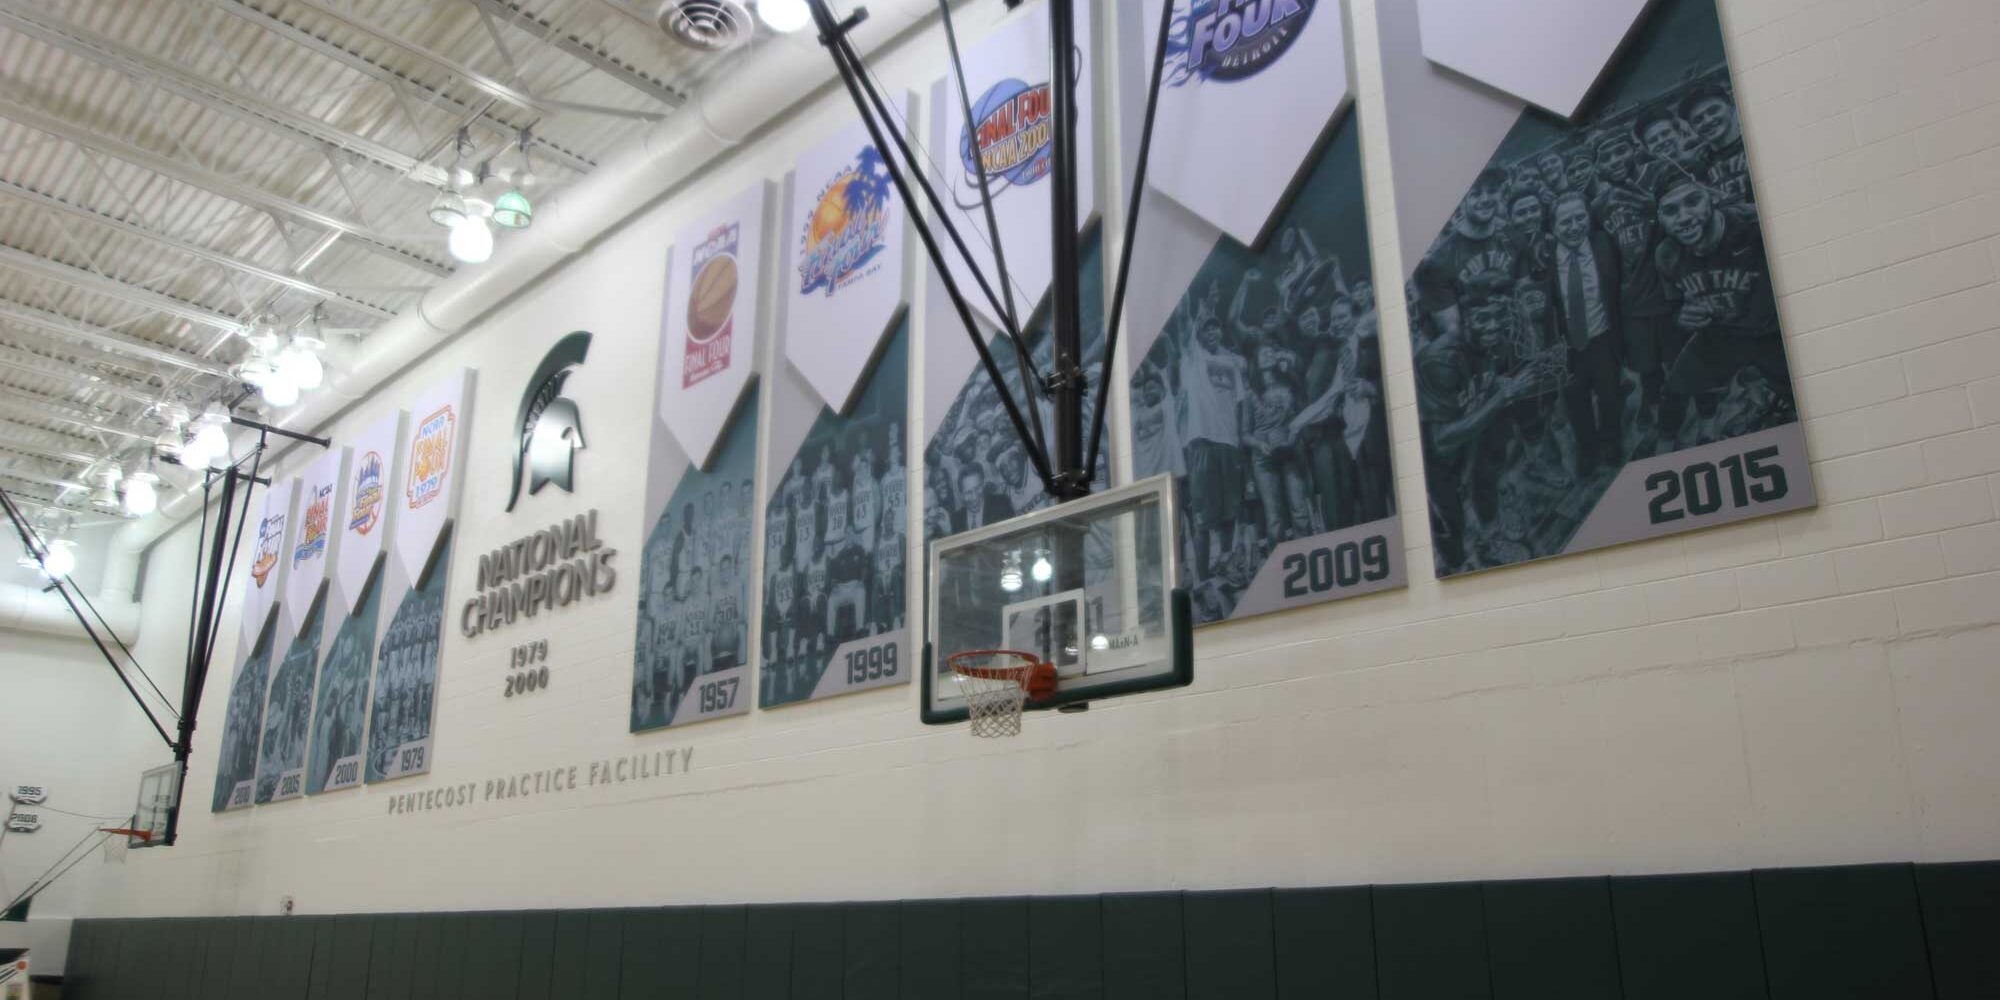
760,115,912,709
632,190,770,732
1121,0,1405,626
1380,0,1814,578
365,370,474,783
210,478,297,812
253,449,345,804
307,411,402,795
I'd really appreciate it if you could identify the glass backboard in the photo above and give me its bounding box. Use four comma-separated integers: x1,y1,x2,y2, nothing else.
131,763,178,848
924,476,1191,723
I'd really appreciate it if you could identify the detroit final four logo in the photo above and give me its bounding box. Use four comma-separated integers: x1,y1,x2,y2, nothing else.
798,146,893,298
1167,0,1315,85
958,75,1056,208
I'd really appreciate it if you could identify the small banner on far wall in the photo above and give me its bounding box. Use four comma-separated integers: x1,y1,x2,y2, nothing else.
211,478,298,813
366,370,474,784
308,410,402,796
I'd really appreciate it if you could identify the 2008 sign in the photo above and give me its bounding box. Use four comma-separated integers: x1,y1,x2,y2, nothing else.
1646,446,1788,525
1281,535,1392,598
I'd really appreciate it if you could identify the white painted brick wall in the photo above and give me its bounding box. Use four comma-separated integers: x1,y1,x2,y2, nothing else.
49,0,2000,921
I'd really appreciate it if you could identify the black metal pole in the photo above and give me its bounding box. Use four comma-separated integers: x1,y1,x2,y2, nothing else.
1088,0,1176,476
1046,0,1088,500
165,464,240,848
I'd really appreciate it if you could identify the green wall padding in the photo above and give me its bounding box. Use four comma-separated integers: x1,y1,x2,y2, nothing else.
845,901,900,997
741,904,794,1000
1482,877,1619,1000
961,896,1030,999
1184,889,1275,1000
899,899,962,998
699,905,748,999
1611,871,1765,1000
60,861,2000,1000
1373,883,1490,1000
517,911,560,1000
1755,864,1934,1000
789,902,845,1000
582,909,625,1000
1917,861,2000,999
1101,892,1183,1000
1273,887,1375,998
1029,895,1101,999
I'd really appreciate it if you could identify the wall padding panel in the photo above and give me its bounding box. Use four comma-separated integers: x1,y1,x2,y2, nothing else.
61,862,1998,999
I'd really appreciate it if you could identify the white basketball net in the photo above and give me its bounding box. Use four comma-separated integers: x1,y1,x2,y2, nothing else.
952,653,1033,738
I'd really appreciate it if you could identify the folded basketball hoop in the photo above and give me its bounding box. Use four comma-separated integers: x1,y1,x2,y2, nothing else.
948,650,1057,738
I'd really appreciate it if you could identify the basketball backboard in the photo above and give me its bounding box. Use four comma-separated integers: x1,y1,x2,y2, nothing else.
924,475,1191,724
130,763,178,848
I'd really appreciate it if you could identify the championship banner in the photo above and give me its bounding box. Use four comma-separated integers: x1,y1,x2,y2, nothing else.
253,449,346,804
1380,0,1814,578
366,371,474,783
782,106,908,413
1120,0,1404,625
761,315,910,709
308,411,402,795
658,181,770,468
209,477,297,813
928,6,1097,331
632,384,760,731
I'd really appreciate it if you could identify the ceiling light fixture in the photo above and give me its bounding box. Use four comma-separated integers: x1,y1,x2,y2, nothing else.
181,403,231,469
493,129,534,230
757,0,810,32
449,214,494,264
39,538,76,579
89,465,123,511
123,466,159,517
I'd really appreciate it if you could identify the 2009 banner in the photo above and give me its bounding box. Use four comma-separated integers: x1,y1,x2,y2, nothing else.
1379,0,1814,577
1122,0,1405,626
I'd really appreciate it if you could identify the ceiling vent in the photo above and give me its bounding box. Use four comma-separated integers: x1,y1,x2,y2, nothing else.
658,0,754,51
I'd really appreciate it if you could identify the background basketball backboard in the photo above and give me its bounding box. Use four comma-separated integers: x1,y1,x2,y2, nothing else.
924,476,1190,723
130,763,178,848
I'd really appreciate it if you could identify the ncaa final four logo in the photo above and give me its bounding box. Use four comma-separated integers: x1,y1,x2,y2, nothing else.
798,146,893,298
251,511,284,587
684,223,740,389
349,451,383,535
294,482,331,567
406,405,456,510
958,76,1056,207
1167,0,1315,84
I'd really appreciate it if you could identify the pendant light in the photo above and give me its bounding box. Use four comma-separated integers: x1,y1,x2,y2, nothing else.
493,129,534,230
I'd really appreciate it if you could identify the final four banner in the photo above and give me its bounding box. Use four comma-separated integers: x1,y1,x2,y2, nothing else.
1121,0,1404,625
633,206,768,731
210,477,297,813
782,106,909,413
658,181,770,468
927,6,1097,332
308,411,402,795
1379,0,1814,578
366,370,474,783
253,448,346,804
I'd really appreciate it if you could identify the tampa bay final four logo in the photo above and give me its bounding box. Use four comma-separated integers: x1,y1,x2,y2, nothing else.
1166,0,1315,84
798,145,893,297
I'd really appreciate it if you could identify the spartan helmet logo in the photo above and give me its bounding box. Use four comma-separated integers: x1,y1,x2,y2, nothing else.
509,331,591,513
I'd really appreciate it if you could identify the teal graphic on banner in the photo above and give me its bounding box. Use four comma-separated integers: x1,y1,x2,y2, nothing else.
632,386,760,731
762,320,909,708
1398,0,1813,577
1130,116,1403,625
210,617,275,812
307,562,379,795
255,591,324,804
366,538,450,782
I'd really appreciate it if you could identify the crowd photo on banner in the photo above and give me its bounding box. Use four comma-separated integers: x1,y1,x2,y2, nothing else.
1408,56,1792,576
365,568,445,781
